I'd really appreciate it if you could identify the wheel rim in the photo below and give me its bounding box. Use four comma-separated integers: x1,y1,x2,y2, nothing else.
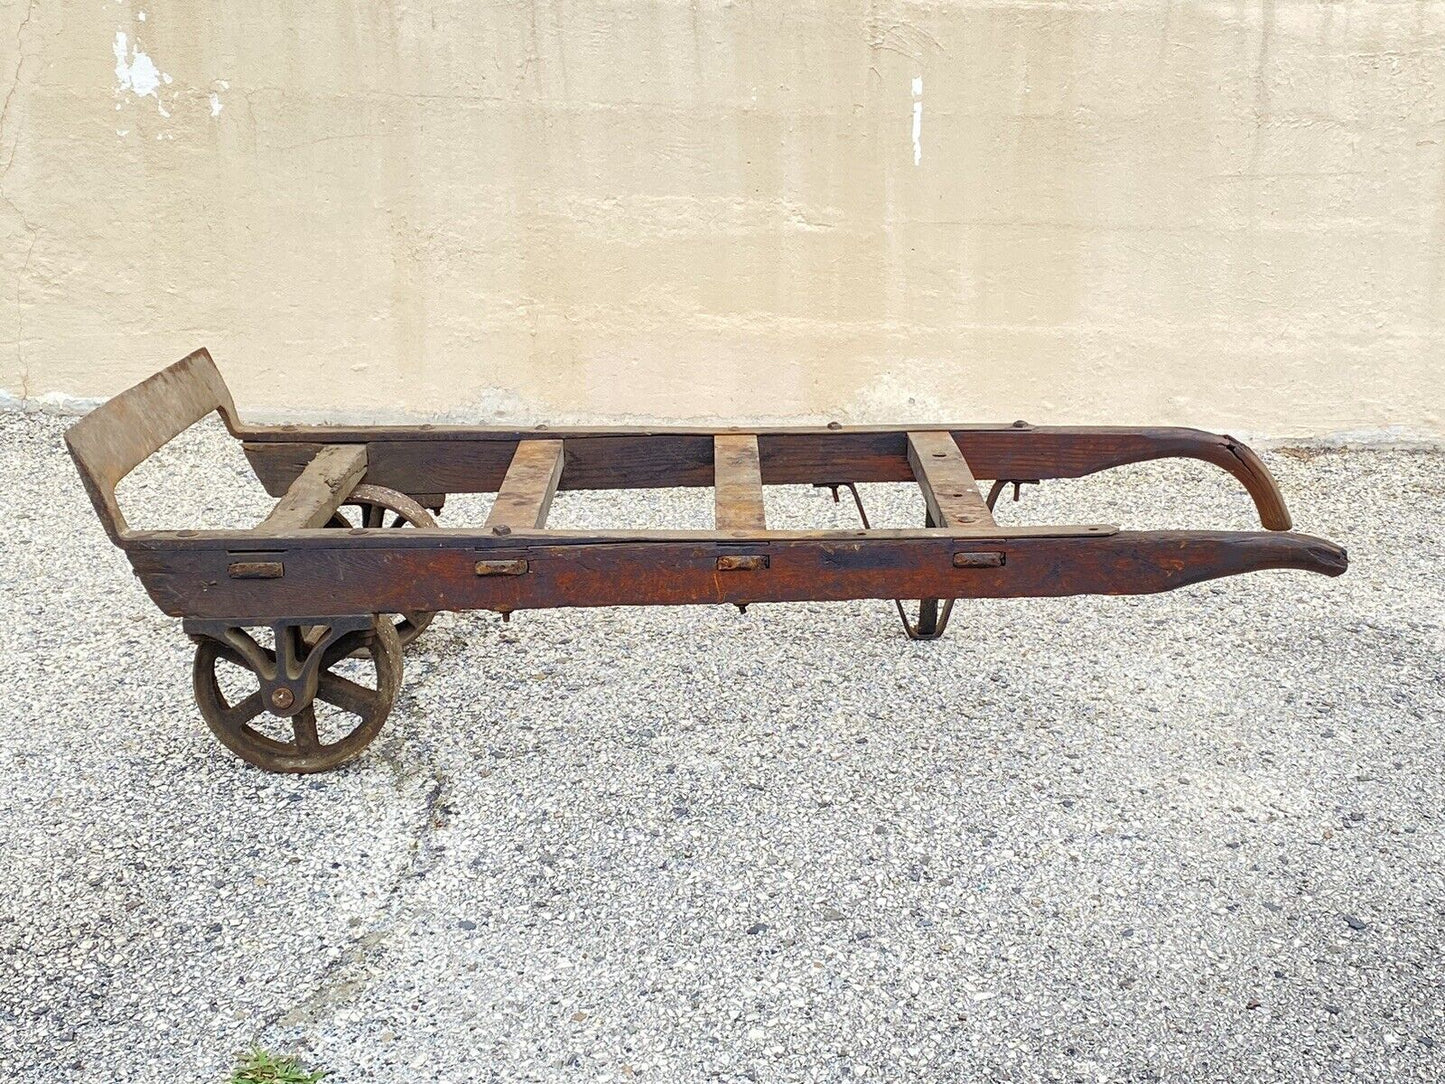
194,618,402,773
321,485,436,648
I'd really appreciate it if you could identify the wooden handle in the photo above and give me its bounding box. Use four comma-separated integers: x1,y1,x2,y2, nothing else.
64,348,239,542
1211,437,1293,531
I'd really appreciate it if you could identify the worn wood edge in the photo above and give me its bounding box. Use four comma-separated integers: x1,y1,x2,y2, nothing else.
906,431,996,529
120,523,1124,552
64,348,238,541
1217,437,1293,531
235,421,1048,442
483,439,565,529
254,445,368,533
713,434,767,531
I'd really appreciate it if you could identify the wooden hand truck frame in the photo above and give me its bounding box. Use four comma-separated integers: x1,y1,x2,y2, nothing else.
66,350,1348,773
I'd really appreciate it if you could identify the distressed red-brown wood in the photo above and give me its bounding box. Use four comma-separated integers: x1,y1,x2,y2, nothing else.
125,530,1347,622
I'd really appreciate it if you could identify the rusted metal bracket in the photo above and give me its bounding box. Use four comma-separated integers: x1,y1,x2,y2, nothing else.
476,558,529,576
815,480,963,641
986,478,1039,510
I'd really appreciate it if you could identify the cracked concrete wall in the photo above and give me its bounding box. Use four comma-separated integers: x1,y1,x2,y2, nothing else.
0,1,1442,434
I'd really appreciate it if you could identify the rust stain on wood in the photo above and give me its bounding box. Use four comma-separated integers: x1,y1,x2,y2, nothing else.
475,558,529,576
228,560,285,579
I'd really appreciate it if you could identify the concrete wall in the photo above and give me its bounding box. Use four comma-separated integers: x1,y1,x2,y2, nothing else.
1,1,1441,435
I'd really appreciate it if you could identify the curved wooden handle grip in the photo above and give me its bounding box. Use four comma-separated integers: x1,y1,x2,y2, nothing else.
1209,437,1292,531
64,348,240,542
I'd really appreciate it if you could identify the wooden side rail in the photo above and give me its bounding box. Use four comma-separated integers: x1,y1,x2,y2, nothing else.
242,427,1294,531
255,446,368,534
64,348,240,542
126,529,1350,622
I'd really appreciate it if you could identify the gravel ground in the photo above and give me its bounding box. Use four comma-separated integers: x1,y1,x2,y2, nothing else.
1,411,1441,1083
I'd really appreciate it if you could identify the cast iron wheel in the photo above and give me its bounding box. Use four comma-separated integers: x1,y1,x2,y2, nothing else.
319,484,437,649
193,618,403,773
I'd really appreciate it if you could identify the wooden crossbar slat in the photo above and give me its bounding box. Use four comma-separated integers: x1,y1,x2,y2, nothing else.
907,431,996,529
713,434,766,531
484,440,565,529
256,444,368,534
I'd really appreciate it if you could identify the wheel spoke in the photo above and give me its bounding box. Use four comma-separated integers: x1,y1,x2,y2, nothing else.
319,629,370,668
291,708,320,753
364,503,385,528
219,691,265,731
195,617,399,773
316,670,380,717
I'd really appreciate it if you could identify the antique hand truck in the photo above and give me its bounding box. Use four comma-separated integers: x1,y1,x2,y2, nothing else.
66,350,1348,773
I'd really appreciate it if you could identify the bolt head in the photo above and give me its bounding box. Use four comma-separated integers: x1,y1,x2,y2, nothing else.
270,687,295,710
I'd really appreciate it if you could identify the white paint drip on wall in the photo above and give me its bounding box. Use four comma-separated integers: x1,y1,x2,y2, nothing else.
911,76,923,166
113,32,164,98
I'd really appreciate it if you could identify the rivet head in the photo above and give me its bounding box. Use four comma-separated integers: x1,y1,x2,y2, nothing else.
1012,419,1029,428
270,687,295,710
827,421,843,430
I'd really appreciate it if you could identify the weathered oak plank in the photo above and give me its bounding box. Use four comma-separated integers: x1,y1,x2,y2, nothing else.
714,434,766,531
484,440,565,530
907,431,996,529
64,348,239,540
255,445,368,534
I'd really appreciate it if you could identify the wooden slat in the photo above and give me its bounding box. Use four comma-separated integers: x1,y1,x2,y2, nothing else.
907,431,996,529
713,434,766,531
484,440,565,529
255,445,368,534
